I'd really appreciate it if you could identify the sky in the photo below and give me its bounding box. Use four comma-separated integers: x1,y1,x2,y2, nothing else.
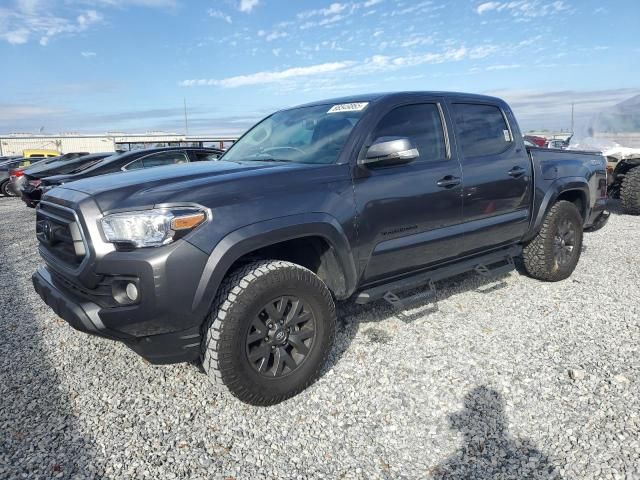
0,0,639,135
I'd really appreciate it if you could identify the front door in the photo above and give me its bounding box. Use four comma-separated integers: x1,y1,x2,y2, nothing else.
353,101,465,284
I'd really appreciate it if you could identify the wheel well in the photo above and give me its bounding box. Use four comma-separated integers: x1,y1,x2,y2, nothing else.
229,236,347,298
556,190,587,219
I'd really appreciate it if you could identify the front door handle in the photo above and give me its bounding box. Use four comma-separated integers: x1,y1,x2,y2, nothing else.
508,166,526,178
436,175,461,189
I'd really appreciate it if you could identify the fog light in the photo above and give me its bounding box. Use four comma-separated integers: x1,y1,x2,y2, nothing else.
112,278,140,305
125,282,139,302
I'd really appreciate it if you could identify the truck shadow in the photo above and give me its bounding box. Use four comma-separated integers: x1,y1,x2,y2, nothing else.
0,201,101,478
429,386,562,479
325,270,511,371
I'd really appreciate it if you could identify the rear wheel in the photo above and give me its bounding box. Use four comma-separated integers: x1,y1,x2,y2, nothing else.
201,260,336,406
522,200,583,281
0,180,16,197
620,166,640,215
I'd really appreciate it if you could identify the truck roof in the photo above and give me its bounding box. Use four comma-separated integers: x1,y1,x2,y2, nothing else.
293,91,505,110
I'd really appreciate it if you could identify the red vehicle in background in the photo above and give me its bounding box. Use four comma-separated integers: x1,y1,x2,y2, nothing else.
524,135,548,148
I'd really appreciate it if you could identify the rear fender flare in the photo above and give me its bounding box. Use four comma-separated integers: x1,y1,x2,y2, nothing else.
526,177,589,242
191,213,357,315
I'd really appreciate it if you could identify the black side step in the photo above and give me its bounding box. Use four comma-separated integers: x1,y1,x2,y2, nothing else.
355,245,521,306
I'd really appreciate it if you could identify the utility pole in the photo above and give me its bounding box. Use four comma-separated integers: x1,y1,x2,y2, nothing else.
183,98,189,137
571,102,575,133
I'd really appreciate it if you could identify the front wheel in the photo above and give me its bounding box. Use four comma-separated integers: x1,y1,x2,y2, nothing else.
201,260,336,406
522,200,584,282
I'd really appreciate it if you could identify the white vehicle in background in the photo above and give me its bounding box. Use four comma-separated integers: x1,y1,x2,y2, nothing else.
547,139,568,149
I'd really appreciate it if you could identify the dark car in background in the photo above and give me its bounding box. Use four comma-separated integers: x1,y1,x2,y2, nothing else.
19,152,114,207
11,152,92,194
1,156,49,196
37,146,223,199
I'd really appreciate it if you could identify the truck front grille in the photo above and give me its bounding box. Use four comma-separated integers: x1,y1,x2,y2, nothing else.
36,202,88,269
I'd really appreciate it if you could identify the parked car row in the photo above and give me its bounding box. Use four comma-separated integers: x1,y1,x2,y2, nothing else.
2,147,224,206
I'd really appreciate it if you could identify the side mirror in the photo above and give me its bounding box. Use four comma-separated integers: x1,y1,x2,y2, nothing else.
360,136,419,167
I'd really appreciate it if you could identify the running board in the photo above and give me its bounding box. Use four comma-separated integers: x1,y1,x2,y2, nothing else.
355,245,521,306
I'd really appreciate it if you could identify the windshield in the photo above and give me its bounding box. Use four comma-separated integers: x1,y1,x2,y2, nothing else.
222,103,367,164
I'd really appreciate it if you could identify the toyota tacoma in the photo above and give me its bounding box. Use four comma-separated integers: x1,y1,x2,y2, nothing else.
32,92,609,405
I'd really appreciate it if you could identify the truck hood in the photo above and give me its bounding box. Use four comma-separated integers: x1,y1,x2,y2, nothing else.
49,160,315,211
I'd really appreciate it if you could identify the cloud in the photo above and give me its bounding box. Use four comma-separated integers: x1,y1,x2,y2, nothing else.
180,61,355,88
81,51,97,57
0,1,175,45
180,42,504,89
208,9,232,23
265,30,287,41
0,104,65,122
298,2,349,19
0,6,103,45
475,0,569,17
487,88,640,130
476,2,501,14
485,63,521,70
238,0,259,13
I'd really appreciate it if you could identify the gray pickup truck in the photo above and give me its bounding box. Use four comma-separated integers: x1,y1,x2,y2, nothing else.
32,92,609,405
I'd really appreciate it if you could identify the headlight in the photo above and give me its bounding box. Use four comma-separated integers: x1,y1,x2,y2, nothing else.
100,207,208,248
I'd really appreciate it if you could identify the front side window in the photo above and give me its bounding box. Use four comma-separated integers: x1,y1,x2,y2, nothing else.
372,103,447,163
222,104,366,165
142,151,189,168
452,103,513,157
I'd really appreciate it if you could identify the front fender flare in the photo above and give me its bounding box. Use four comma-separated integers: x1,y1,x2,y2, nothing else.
191,213,357,315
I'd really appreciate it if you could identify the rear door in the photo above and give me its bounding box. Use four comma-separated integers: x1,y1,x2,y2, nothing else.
449,102,532,253
353,99,465,283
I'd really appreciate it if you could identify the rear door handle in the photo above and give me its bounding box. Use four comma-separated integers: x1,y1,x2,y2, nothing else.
436,175,461,188
508,167,526,178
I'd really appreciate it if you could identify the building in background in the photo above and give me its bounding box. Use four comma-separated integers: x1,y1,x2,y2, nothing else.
0,133,237,156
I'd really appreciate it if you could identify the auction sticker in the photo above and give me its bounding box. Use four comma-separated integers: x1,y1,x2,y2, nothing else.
328,102,369,113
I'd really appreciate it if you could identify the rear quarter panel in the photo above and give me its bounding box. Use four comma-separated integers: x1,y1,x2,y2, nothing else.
527,147,607,238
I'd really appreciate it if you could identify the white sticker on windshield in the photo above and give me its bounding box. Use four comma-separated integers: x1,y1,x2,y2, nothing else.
503,129,511,141
328,102,369,113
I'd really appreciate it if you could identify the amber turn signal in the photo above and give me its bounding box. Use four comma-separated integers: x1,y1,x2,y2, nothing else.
171,212,206,231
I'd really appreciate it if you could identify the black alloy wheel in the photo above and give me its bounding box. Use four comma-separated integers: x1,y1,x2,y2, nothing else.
245,296,316,378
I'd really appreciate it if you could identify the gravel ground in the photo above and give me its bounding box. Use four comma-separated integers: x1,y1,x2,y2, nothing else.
1,196,638,480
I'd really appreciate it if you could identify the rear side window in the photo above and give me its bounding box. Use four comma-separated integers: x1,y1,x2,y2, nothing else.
372,103,447,163
192,151,220,161
452,103,513,157
124,159,143,170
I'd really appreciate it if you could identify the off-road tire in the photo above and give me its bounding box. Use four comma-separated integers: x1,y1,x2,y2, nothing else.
522,200,583,282
201,260,336,406
620,166,640,215
0,180,16,197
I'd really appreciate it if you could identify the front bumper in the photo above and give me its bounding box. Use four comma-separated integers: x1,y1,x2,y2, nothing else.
33,264,203,365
